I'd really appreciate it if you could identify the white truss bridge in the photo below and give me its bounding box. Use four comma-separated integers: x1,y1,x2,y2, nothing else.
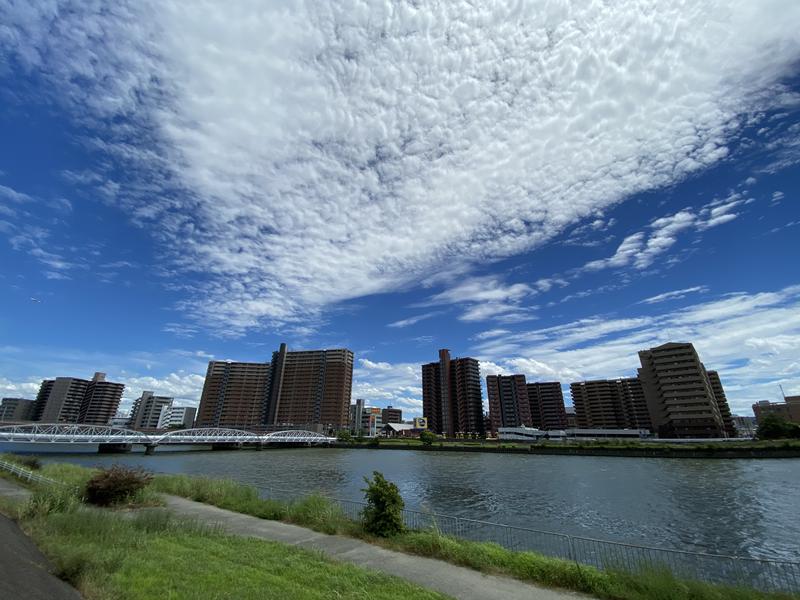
0,424,334,446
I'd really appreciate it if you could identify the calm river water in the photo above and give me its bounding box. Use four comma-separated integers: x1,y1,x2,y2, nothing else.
47,448,800,560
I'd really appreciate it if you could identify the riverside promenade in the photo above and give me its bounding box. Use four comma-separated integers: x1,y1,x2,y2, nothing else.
162,494,591,600
0,479,82,600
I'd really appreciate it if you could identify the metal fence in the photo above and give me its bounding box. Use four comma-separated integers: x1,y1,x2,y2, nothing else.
0,458,60,486
254,483,800,594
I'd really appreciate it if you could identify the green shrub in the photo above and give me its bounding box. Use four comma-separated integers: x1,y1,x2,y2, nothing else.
362,471,404,537
15,455,42,470
419,430,437,446
336,430,353,443
756,414,800,440
84,466,153,507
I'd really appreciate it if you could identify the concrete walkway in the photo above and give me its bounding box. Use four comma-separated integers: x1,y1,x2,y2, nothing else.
163,495,591,600
0,479,82,600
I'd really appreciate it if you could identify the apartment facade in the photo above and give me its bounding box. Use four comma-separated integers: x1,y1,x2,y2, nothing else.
196,360,271,430
129,391,174,429
487,374,532,432
422,349,484,437
638,342,729,438
196,344,354,431
570,378,651,431
0,398,35,422
527,382,569,430
32,373,123,425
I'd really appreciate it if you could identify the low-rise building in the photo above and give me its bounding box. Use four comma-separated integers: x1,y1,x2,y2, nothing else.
381,406,403,424
752,396,800,424
381,422,426,438
158,406,197,429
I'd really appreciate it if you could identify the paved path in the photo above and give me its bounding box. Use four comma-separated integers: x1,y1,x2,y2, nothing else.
164,495,591,600
0,478,82,600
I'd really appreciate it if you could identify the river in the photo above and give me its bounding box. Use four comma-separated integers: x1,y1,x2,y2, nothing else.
44,447,800,561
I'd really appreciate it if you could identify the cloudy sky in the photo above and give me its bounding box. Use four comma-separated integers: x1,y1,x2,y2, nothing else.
1,1,798,418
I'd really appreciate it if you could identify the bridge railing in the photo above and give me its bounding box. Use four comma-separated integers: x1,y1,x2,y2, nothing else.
252,483,800,594
0,458,62,487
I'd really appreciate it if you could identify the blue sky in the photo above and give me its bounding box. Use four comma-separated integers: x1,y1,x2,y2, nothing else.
1,1,799,418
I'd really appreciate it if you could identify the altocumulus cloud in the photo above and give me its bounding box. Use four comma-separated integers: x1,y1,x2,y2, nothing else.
3,1,800,334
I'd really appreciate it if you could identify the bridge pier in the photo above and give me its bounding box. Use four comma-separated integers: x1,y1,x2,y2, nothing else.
98,443,132,454
211,442,242,451
144,444,157,456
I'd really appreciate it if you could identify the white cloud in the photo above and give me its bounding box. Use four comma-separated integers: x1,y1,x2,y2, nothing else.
387,311,442,329
474,285,800,414
639,286,709,305
2,1,798,333
353,359,422,416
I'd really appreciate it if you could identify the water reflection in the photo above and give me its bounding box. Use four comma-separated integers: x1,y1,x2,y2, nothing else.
46,448,800,560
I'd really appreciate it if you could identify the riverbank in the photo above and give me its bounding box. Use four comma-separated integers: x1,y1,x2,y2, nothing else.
331,439,800,458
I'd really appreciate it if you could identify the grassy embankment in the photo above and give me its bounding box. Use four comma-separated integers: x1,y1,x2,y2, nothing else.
149,471,797,600
0,456,448,600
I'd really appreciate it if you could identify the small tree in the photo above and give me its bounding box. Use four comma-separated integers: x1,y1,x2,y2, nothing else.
419,430,437,446
361,471,404,537
757,414,800,440
336,430,353,443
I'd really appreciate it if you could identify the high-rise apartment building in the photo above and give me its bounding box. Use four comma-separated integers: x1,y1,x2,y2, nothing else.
196,344,353,431
707,370,736,437
422,349,484,437
196,361,271,430
637,342,729,438
267,344,353,428
381,406,402,424
0,398,35,422
129,391,174,429
32,373,123,425
527,382,569,430
487,374,532,431
570,378,651,430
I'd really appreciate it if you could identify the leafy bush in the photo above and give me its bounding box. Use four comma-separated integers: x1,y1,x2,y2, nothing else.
84,465,153,507
362,471,404,537
419,430,437,446
15,455,42,470
336,430,353,443
756,414,800,440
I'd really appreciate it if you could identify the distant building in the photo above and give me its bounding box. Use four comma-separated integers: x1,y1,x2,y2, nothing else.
381,406,402,424
129,391,173,429
752,396,800,425
487,374,532,431
196,343,353,431
362,407,382,437
422,349,484,437
33,373,124,425
349,398,366,435
732,415,757,437
498,426,652,442
527,382,568,430
638,342,731,438
570,378,650,430
0,398,35,422
158,406,197,429
110,415,130,428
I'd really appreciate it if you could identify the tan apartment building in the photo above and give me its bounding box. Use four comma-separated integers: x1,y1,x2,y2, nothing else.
423,349,484,437
570,377,651,430
638,342,732,438
32,372,124,425
487,374,532,432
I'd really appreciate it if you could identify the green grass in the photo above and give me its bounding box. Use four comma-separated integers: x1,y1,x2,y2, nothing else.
19,506,449,600
151,473,796,600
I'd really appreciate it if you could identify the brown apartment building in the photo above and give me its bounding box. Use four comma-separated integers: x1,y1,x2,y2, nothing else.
638,342,732,438
527,382,569,430
32,372,124,425
196,344,353,431
753,396,800,424
570,377,651,431
423,349,484,437
487,374,532,432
